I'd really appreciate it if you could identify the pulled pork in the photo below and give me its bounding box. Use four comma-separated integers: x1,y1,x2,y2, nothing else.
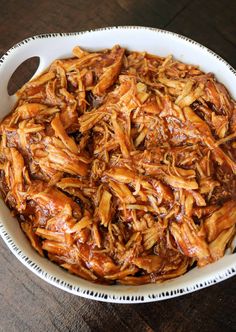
0,45,235,284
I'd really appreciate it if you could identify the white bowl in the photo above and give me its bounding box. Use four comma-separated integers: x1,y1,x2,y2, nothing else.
0,26,235,303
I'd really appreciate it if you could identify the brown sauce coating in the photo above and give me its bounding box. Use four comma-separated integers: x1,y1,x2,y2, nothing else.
0,45,235,284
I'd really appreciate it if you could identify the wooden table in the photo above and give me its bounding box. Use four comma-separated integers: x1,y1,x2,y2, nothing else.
0,1,235,331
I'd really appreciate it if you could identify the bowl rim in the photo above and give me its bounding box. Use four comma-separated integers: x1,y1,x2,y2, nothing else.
1,26,236,76
0,25,235,303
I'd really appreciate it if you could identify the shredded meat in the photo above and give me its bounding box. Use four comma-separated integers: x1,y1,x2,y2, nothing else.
0,45,235,285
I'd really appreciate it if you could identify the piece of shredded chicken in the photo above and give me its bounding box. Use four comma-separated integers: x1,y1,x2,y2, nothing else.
0,45,235,285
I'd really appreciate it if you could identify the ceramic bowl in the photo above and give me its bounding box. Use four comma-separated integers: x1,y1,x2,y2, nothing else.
0,26,235,303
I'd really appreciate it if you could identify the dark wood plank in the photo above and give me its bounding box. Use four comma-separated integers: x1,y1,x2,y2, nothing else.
0,1,236,331
165,0,236,68
0,0,205,52
1,239,236,332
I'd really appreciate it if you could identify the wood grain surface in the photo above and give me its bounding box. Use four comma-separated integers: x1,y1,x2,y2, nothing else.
0,1,235,331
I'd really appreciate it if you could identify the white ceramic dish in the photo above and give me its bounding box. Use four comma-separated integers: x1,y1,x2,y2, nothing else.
0,26,235,303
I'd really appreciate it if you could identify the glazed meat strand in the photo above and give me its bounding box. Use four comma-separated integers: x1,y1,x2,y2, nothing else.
0,45,235,285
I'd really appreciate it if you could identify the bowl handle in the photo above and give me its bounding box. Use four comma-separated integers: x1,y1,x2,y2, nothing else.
0,37,54,117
